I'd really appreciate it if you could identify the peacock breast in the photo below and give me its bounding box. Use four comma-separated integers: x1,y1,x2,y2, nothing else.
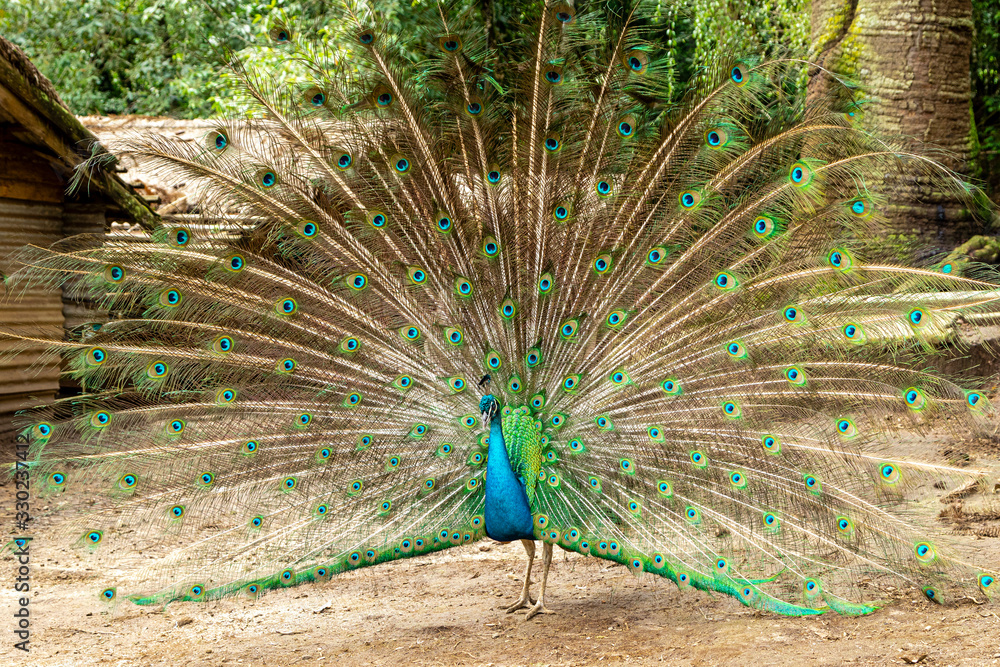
500,406,543,506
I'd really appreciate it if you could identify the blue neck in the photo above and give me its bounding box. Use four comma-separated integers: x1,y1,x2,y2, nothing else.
483,415,535,541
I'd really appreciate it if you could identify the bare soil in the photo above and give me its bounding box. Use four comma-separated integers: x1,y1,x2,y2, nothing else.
4,428,1000,667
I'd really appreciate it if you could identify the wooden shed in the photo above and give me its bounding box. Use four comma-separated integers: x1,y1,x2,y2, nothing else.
0,37,154,420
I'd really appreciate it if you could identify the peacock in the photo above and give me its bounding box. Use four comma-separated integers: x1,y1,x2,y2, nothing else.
5,1,1000,622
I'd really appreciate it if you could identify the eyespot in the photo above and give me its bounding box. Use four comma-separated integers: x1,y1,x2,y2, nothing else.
357,434,373,449
783,306,805,324
146,361,169,379
367,210,388,229
849,198,871,217
595,415,612,430
552,4,575,23
731,63,750,85
966,392,986,410
104,264,126,283
544,132,561,152
605,310,627,328
684,506,701,524
761,434,780,454
530,393,545,409
275,298,298,316
169,227,192,247
878,462,900,485
679,190,701,210
562,375,580,391
803,579,821,599
85,346,107,366
538,273,554,294
903,387,926,410
438,33,463,53
345,273,368,292
914,541,937,564
726,341,747,359
482,236,500,257
647,426,663,442
306,88,326,107
647,246,668,265
258,170,277,188
294,220,319,241
588,476,602,492
444,327,464,346
788,161,812,187
836,418,857,438
296,413,313,427
689,450,707,468
207,129,229,152
343,392,362,407
447,376,466,393
170,505,185,519
803,474,821,495
785,366,807,386
466,97,483,115
618,115,636,138
752,216,776,239
661,378,682,395
357,28,375,45
828,248,853,270
908,308,926,327
158,288,182,308
595,180,613,197
411,423,428,438
242,440,259,455
374,86,394,108
705,127,729,148
835,516,854,538
399,325,422,341
277,357,297,373
553,203,571,221
167,419,185,435
569,438,585,453
216,388,237,405
391,154,410,174
624,50,648,74
269,25,291,42
729,470,747,489
714,271,738,291
559,319,579,339
610,370,630,386
486,168,501,185
199,472,215,486
102,587,119,602
454,276,473,297
763,512,780,532
978,573,995,597
508,375,522,393
841,322,865,343
118,473,137,490
544,66,563,85
462,414,478,428
500,298,517,320
48,471,66,487
594,254,613,275
525,347,541,367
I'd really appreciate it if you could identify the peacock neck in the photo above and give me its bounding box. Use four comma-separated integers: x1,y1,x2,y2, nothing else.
483,413,535,542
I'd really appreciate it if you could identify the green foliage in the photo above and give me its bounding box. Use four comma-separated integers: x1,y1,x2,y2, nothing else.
972,0,1000,200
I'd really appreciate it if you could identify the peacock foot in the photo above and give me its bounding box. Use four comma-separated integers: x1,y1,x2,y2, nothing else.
524,600,555,620
504,593,536,613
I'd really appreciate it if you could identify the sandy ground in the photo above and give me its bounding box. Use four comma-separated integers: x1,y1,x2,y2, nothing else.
4,429,1000,667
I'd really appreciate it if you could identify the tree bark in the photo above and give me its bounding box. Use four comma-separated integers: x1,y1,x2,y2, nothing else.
809,0,976,247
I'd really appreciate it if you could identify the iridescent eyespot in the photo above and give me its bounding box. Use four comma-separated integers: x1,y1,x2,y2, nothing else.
439,34,463,53
466,98,483,115
841,322,864,343
259,171,277,188
538,273,554,294
167,419,185,435
752,216,776,239
836,418,857,437
170,227,191,247
763,512,780,531
530,393,545,409
367,210,388,229
500,298,517,319
785,366,807,386
679,190,701,209
508,375,523,393
606,310,627,327
730,65,746,85
595,415,612,430
170,505,185,518
594,254,613,274
849,198,871,217
685,506,701,523
562,375,579,391
544,133,561,152
208,129,229,151
705,128,729,148
250,515,263,528
411,423,427,437
216,388,237,404
908,309,926,326
393,155,410,173
647,246,668,265
447,376,466,392
297,413,312,426
828,248,853,270
454,277,473,297
486,169,501,184
788,162,812,186
199,472,215,486
588,476,602,492
553,203,571,221
803,579,821,598
689,450,706,468
610,370,629,386
783,306,805,324
400,325,422,341
444,327,464,345
85,347,107,366
552,4,575,22
726,341,747,359
835,516,854,537
803,474,821,494
903,387,926,410
159,288,182,307
49,472,66,486
358,435,373,449
914,541,937,564
118,473,137,490
275,298,298,315
146,361,169,379
482,236,500,256
525,347,541,367
242,440,259,455
714,271,738,290
624,50,648,74
435,213,453,232
661,378,682,395
762,434,780,454
344,392,362,406
978,573,995,597
966,392,986,410
647,426,663,441
310,90,326,107
277,357,297,373
560,319,579,339
104,265,125,283
595,180,613,197
569,439,584,453
374,87,393,107
544,67,563,84
657,481,672,497
618,115,636,138
358,29,374,45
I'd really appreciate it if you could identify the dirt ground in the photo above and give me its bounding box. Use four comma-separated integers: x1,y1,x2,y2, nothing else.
4,429,1000,667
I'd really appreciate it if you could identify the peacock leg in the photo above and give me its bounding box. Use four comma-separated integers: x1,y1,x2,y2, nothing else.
524,541,556,620
504,539,537,612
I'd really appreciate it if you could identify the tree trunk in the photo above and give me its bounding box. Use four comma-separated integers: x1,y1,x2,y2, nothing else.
809,0,976,247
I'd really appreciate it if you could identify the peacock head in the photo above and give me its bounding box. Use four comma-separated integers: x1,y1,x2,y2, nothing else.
480,394,500,424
